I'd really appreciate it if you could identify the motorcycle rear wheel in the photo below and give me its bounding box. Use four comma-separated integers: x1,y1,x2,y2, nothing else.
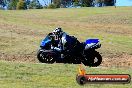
83,51,102,67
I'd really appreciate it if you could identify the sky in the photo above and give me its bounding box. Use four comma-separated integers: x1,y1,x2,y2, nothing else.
39,0,51,6
39,0,132,6
116,0,132,6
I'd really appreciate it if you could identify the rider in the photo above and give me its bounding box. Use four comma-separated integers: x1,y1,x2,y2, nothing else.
50,27,81,58
50,27,67,53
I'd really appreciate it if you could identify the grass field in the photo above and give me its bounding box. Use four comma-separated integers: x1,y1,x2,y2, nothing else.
0,7,132,56
0,7,132,88
0,61,132,88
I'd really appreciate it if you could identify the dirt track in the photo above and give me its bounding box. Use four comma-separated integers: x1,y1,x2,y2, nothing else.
0,53,38,63
101,54,132,68
0,53,132,68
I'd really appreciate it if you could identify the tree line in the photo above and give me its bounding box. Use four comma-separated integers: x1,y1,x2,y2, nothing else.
52,0,115,7
0,0,43,10
0,0,115,10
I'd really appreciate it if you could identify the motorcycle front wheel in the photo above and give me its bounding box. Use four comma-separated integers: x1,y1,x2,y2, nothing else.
37,49,55,63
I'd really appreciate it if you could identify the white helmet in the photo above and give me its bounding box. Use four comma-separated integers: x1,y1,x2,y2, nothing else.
53,27,63,37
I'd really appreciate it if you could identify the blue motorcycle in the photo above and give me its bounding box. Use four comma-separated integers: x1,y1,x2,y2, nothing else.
37,33,102,67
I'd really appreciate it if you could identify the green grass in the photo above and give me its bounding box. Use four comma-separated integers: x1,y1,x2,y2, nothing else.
0,61,131,88
0,7,132,57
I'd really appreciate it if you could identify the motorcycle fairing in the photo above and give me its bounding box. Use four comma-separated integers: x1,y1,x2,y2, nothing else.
85,39,100,50
85,39,99,44
40,35,51,47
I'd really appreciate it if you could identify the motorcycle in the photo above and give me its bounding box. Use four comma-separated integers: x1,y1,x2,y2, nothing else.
37,33,102,67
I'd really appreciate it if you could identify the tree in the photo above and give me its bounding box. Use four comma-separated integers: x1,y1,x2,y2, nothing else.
17,0,27,9
73,0,79,7
94,0,114,7
53,0,61,8
8,0,18,9
47,3,56,9
104,0,114,6
0,0,6,9
26,0,30,5
29,0,43,9
0,0,4,6
81,0,92,7
3,0,11,9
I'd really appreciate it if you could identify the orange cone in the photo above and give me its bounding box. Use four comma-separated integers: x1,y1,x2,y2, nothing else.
78,64,86,75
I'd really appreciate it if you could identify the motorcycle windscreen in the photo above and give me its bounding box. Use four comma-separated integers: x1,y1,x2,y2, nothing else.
85,39,99,44
85,39,99,50
40,35,51,47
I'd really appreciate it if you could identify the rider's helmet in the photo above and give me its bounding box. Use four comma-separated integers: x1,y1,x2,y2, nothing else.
52,27,63,40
